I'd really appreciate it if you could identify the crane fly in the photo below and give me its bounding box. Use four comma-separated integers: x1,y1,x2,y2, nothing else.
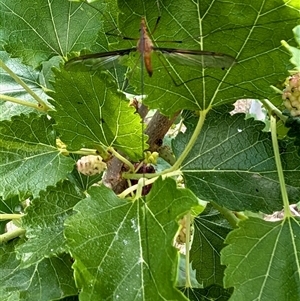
65,17,236,78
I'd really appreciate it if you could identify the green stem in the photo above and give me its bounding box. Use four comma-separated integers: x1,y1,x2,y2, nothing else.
0,59,51,111
270,114,292,217
119,170,182,198
0,228,26,244
171,108,210,171
185,212,192,288
123,108,210,181
0,94,46,111
0,214,23,220
108,147,135,172
65,148,100,156
260,98,287,123
211,201,240,228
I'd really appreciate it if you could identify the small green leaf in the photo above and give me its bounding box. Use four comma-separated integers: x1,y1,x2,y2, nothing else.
16,181,85,268
0,240,78,301
65,177,199,300
173,107,300,213
49,68,147,161
221,217,300,300
0,114,74,199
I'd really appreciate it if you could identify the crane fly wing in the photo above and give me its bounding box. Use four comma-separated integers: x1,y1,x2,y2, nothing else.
155,47,236,69
65,48,137,72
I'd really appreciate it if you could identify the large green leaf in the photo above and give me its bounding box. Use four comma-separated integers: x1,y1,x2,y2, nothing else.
221,217,300,300
0,240,78,301
0,113,74,199
49,69,147,161
16,181,85,268
173,106,300,213
117,0,300,115
64,177,200,300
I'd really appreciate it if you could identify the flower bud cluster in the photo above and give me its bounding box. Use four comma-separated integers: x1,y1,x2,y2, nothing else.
282,72,300,117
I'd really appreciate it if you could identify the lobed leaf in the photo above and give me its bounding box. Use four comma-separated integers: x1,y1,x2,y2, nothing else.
64,177,200,300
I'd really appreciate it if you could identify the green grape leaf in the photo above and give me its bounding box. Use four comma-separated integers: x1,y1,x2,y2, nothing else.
118,0,300,115
49,68,147,161
0,240,77,301
0,114,74,199
173,106,300,213
221,217,300,300
65,177,199,300
0,51,50,120
191,204,232,288
16,181,85,268
0,0,111,68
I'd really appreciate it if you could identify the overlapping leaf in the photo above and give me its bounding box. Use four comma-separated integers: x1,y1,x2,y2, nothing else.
0,113,74,199
221,217,300,300
49,69,147,161
173,106,300,213
190,205,232,288
64,177,200,300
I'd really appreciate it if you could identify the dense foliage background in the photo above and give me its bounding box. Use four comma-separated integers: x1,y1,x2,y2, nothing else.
0,0,300,300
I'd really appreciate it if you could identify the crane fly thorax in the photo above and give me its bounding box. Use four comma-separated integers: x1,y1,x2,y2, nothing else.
137,18,154,54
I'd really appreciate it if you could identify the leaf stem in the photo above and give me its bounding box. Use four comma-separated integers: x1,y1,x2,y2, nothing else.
0,59,51,111
0,228,26,244
171,108,210,171
270,114,292,217
108,147,135,172
0,94,46,111
260,98,287,122
118,170,182,198
0,214,23,220
64,148,99,156
184,212,192,288
210,201,240,228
